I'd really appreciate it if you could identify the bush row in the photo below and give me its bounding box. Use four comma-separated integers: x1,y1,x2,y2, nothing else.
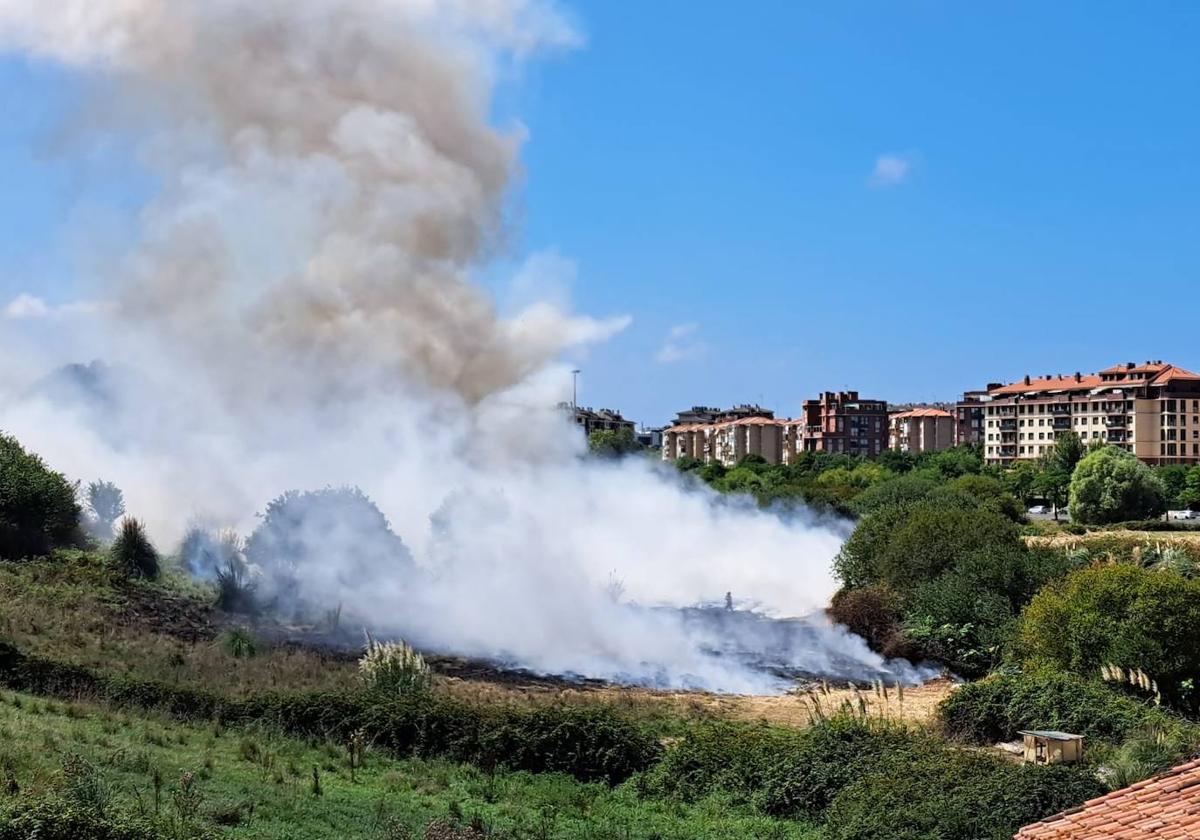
0,642,659,784
640,714,1103,839
937,670,1181,745
0,800,180,840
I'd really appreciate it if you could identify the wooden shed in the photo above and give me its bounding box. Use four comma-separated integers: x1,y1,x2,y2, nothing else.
1018,730,1084,765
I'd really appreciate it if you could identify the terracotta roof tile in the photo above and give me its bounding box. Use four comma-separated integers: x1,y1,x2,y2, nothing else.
1016,760,1200,839
890,407,954,419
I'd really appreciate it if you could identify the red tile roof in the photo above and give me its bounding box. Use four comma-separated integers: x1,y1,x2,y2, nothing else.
1150,365,1200,386
1099,362,1171,375
1015,758,1200,839
991,374,1102,396
891,407,954,419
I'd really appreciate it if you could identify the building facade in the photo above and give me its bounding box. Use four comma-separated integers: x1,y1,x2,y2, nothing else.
797,391,888,457
661,416,786,466
980,361,1200,467
560,403,636,437
955,388,998,447
889,407,956,453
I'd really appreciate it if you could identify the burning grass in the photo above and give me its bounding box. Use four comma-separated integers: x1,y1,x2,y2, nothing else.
0,550,951,737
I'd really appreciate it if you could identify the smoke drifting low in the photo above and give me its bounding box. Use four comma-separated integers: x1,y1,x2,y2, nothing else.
0,0,930,693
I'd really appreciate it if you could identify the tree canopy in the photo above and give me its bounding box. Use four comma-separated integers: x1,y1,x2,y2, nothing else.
1068,446,1166,524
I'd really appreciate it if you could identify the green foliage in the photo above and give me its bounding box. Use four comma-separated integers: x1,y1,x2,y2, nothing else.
109,518,160,580
586,428,642,458
219,628,258,659
0,642,660,785
0,433,81,560
938,670,1181,745
1069,446,1167,524
641,715,921,820
86,480,125,529
873,506,1020,593
0,799,178,840
1017,564,1200,710
645,713,1102,840
821,750,1103,840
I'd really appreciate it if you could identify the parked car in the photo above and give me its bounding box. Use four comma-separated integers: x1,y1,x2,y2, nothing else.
1169,510,1200,520
1027,505,1051,515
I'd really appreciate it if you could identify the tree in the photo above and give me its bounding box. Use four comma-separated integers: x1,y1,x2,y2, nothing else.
1068,447,1167,524
1178,466,1200,511
85,479,125,540
1002,460,1040,508
1032,464,1070,519
0,433,81,560
587,428,643,458
1047,432,1085,475
245,487,413,616
1018,564,1200,710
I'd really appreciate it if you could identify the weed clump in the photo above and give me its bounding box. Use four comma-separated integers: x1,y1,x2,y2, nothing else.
110,519,159,580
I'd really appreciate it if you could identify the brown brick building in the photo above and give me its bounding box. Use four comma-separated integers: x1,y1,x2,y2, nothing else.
796,391,888,457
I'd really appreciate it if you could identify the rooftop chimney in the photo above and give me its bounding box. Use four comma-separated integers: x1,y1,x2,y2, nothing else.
1023,375,1031,386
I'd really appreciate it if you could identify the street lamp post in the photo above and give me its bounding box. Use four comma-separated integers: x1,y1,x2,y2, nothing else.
571,369,580,412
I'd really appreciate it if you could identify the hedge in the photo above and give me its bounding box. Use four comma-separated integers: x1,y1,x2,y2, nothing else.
937,671,1180,745
0,642,659,784
0,800,182,840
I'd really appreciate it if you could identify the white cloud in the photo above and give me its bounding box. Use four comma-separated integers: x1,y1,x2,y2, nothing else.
869,153,914,188
3,293,104,320
656,322,706,364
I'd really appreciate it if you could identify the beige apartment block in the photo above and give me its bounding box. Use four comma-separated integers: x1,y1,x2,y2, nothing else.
978,361,1200,467
889,408,956,453
661,416,785,466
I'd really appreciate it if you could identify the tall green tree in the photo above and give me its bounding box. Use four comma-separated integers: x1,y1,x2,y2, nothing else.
587,428,643,458
0,433,81,559
1068,446,1167,524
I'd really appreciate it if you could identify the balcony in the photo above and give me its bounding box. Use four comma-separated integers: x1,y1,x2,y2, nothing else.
1053,417,1072,429
999,419,1017,430
1049,405,1072,415
1106,415,1127,426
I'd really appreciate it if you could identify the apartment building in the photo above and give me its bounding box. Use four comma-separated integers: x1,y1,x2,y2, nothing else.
796,391,888,457
560,403,636,437
661,416,786,466
955,388,997,446
889,407,956,453
980,361,1200,467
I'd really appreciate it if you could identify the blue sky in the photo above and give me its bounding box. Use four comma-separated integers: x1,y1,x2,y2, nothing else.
4,2,1200,426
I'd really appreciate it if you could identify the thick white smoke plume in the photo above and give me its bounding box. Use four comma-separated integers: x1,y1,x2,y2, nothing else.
0,0,930,693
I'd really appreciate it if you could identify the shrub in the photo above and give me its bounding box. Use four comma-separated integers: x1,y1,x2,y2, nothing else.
875,506,1020,593
827,585,908,655
219,629,258,659
359,634,431,696
245,487,413,617
1069,447,1166,524
938,670,1180,745
822,749,1104,840
0,433,81,560
0,799,178,840
0,642,658,784
109,518,159,579
1016,564,1200,710
850,475,943,517
642,715,925,820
